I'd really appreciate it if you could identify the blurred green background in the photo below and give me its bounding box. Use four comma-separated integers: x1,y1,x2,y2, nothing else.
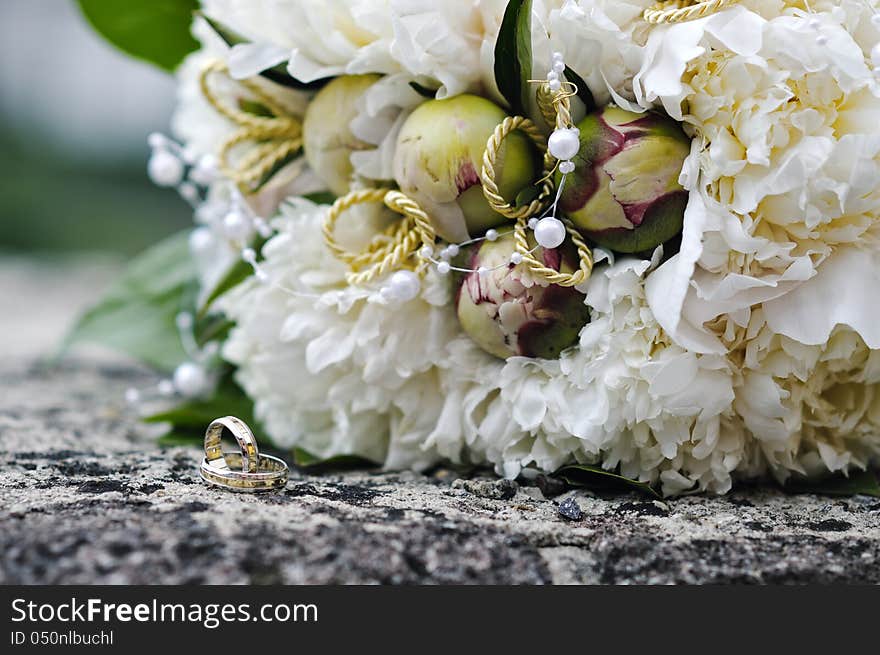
0,0,191,256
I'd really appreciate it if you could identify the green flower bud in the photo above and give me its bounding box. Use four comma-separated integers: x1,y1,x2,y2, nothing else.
455,233,590,360
394,95,538,243
303,74,380,196
557,106,690,254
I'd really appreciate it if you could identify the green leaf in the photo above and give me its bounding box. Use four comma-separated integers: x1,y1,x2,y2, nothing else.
563,66,596,114
555,464,661,498
292,447,378,473
157,430,203,447
60,231,196,371
514,185,540,208
200,13,328,90
237,98,274,117
783,470,880,497
302,191,338,205
494,0,533,116
251,150,301,192
408,81,438,99
194,313,235,347
144,373,264,439
197,236,267,317
77,0,199,72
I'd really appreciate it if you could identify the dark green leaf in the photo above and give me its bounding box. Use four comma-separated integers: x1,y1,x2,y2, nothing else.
194,313,235,347
144,373,264,439
514,185,540,207
555,464,661,498
302,191,338,205
60,231,196,371
198,260,251,318
237,98,274,117
408,81,438,99
77,0,199,72
783,469,880,497
200,13,329,90
157,430,203,447
250,150,301,193
493,0,533,116
563,66,596,114
198,235,268,317
292,447,377,473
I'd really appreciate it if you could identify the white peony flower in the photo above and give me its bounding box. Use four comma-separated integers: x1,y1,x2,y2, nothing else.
639,4,880,355
221,198,462,469
173,0,880,494
172,17,321,296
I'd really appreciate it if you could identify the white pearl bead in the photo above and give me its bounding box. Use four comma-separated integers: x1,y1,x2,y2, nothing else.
147,132,167,149
223,209,253,241
476,266,489,277
548,128,580,161
446,243,460,257
175,312,193,331
437,261,451,275
552,60,565,74
559,160,575,174
387,270,421,302
808,17,821,30
528,217,539,230
189,155,218,185
178,182,199,202
241,247,257,264
189,227,214,254
871,43,880,68
485,229,499,242
534,217,566,249
255,268,269,283
181,144,200,165
173,362,209,398
419,245,434,259
124,388,140,404
815,34,828,46
552,51,564,62
510,252,523,265
548,79,562,92
440,247,453,260
253,218,273,238
147,149,184,187
547,71,559,82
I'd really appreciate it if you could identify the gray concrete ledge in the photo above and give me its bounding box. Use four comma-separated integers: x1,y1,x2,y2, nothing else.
2,359,879,584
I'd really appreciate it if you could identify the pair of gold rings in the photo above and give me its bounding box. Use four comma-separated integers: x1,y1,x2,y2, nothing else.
199,416,289,492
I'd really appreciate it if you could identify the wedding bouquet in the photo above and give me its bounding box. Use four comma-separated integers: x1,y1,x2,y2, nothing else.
73,0,880,496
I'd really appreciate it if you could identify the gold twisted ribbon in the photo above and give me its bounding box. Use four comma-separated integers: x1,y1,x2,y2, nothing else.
643,0,739,24
513,217,594,287
483,80,593,287
323,78,595,289
322,189,436,285
481,116,554,220
199,61,303,193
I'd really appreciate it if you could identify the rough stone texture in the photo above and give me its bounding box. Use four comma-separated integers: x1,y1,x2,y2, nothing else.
2,358,880,584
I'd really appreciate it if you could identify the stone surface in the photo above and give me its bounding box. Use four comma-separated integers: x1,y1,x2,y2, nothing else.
2,357,880,584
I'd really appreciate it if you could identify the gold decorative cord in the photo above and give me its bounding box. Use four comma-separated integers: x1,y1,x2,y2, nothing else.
513,216,593,287
199,61,303,193
322,189,436,285
481,116,554,219
323,77,595,289
485,80,593,287
643,0,740,24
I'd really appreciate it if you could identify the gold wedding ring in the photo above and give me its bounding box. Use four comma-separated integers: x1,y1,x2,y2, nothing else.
199,416,288,492
204,416,260,473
